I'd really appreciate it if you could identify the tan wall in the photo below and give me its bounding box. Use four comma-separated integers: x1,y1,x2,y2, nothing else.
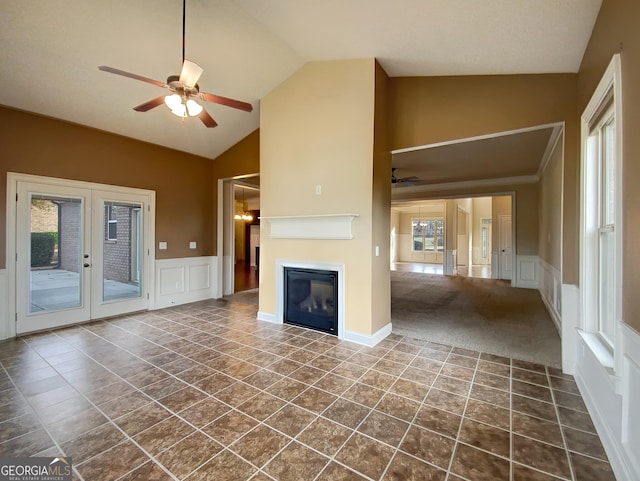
371,61,392,333
389,75,578,282
259,59,379,335
538,134,563,270
578,0,640,331
211,129,260,253
0,107,214,268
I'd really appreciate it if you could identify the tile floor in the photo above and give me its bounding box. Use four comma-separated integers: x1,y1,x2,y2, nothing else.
0,299,616,481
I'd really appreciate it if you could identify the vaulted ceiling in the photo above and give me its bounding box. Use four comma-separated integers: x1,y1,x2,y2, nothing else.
0,1,601,161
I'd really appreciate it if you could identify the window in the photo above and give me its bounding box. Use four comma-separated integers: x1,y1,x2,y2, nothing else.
106,205,117,241
581,54,622,360
596,109,616,346
412,218,444,252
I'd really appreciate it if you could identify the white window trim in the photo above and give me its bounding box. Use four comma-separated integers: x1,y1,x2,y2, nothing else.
580,53,624,378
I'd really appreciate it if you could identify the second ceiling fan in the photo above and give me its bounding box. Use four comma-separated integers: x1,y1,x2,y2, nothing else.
99,0,252,128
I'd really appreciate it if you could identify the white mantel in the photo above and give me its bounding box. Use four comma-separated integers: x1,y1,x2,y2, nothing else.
261,214,358,240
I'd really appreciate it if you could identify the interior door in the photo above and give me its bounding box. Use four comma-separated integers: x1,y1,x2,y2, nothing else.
16,183,92,333
498,215,513,280
15,181,151,334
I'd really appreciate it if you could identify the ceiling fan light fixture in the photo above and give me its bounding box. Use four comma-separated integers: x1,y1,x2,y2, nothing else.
164,93,182,110
170,103,187,118
185,98,203,116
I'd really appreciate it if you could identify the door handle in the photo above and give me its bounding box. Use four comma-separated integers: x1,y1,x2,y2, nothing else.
84,263,91,268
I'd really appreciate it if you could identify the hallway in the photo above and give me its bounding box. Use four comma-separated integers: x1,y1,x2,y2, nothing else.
234,260,259,292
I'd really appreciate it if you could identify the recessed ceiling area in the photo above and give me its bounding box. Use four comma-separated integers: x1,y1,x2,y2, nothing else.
0,1,601,160
392,125,560,188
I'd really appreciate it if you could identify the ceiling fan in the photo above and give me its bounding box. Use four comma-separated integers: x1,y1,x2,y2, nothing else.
98,0,252,128
392,168,423,187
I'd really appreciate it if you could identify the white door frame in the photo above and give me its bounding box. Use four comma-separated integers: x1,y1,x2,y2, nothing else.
6,173,156,338
215,174,259,298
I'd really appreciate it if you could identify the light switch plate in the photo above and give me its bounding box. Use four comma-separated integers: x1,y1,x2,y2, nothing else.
189,241,197,249
159,242,167,250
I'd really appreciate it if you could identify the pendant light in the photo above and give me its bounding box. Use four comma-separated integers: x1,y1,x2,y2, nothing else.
234,187,253,222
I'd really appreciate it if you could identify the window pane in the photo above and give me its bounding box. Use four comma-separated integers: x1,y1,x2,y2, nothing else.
103,202,142,302
424,220,434,251
599,230,616,346
602,118,616,226
412,220,424,252
436,220,444,252
29,195,82,313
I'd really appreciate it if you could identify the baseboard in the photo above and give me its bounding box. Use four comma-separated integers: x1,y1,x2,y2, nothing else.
0,269,9,340
154,257,217,309
344,322,392,347
257,311,279,324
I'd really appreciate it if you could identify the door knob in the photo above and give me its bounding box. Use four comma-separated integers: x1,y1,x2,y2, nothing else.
83,263,91,268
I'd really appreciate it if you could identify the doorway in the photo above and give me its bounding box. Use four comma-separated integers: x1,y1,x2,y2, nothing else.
8,174,154,335
234,184,260,292
217,175,260,297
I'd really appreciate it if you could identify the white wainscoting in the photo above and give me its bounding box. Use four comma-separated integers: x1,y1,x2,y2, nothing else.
443,250,456,276
514,255,538,289
154,257,217,309
0,269,9,340
561,284,580,375
538,258,562,332
575,323,640,481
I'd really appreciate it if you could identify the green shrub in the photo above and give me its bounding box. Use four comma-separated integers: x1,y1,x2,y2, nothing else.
31,232,56,267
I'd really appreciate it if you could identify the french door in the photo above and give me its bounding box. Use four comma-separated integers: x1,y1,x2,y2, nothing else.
14,177,153,334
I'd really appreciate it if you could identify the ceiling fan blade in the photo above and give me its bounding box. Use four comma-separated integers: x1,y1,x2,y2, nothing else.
179,60,204,89
199,92,253,112
98,66,167,88
198,108,218,128
133,96,166,112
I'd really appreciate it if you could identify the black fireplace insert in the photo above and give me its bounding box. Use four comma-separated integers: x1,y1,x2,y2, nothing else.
284,267,338,335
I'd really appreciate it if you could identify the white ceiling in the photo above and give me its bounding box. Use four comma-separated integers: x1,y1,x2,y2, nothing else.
0,0,601,161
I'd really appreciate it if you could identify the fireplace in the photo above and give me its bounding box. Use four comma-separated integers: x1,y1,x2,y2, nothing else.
284,267,338,335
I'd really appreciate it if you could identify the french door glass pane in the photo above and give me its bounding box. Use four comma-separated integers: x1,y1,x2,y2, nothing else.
102,201,142,302
29,195,83,313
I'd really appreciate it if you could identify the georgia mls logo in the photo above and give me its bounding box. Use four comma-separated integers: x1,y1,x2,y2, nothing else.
0,457,72,481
